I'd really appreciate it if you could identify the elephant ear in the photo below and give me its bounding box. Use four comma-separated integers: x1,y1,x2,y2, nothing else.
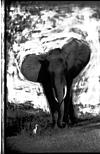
62,38,91,76
62,38,79,71
21,54,42,82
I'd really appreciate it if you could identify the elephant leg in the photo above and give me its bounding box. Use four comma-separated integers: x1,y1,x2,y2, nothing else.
63,81,73,125
48,102,57,128
51,111,57,128
69,90,78,125
57,101,66,128
63,96,70,125
43,84,57,127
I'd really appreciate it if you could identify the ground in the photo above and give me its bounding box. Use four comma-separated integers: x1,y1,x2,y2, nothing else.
6,120,100,153
6,104,100,153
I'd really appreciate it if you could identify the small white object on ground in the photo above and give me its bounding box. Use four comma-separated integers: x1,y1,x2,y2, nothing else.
33,124,39,135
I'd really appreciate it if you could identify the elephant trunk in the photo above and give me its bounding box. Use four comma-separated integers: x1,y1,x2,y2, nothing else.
53,85,67,103
53,84,67,128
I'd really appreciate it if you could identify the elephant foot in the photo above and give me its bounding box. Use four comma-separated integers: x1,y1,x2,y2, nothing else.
57,121,66,128
51,122,56,128
69,117,79,127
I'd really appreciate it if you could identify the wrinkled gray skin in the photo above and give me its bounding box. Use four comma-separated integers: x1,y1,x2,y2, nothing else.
21,38,91,128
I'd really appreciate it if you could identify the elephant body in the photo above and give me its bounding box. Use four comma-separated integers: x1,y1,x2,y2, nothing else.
21,38,91,128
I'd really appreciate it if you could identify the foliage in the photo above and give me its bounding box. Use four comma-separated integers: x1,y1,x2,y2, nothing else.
6,102,51,137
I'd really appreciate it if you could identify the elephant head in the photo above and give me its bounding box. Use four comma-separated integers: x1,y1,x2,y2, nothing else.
21,38,91,128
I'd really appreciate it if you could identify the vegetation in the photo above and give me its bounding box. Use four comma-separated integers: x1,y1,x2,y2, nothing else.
6,102,51,137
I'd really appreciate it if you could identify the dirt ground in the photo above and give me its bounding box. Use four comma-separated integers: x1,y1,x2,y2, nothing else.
6,118,100,153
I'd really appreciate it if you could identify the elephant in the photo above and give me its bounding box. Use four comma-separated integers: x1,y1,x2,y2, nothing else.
21,38,91,128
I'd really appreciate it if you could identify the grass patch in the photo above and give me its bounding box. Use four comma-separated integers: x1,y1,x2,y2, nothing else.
6,102,51,137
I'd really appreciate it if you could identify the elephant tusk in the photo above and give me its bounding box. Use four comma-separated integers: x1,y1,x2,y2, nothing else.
55,97,59,103
63,85,67,100
52,88,58,102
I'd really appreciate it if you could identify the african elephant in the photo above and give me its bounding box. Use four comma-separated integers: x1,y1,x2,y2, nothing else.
21,38,91,128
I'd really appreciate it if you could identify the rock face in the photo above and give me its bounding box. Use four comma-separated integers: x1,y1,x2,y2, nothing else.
7,3,100,116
